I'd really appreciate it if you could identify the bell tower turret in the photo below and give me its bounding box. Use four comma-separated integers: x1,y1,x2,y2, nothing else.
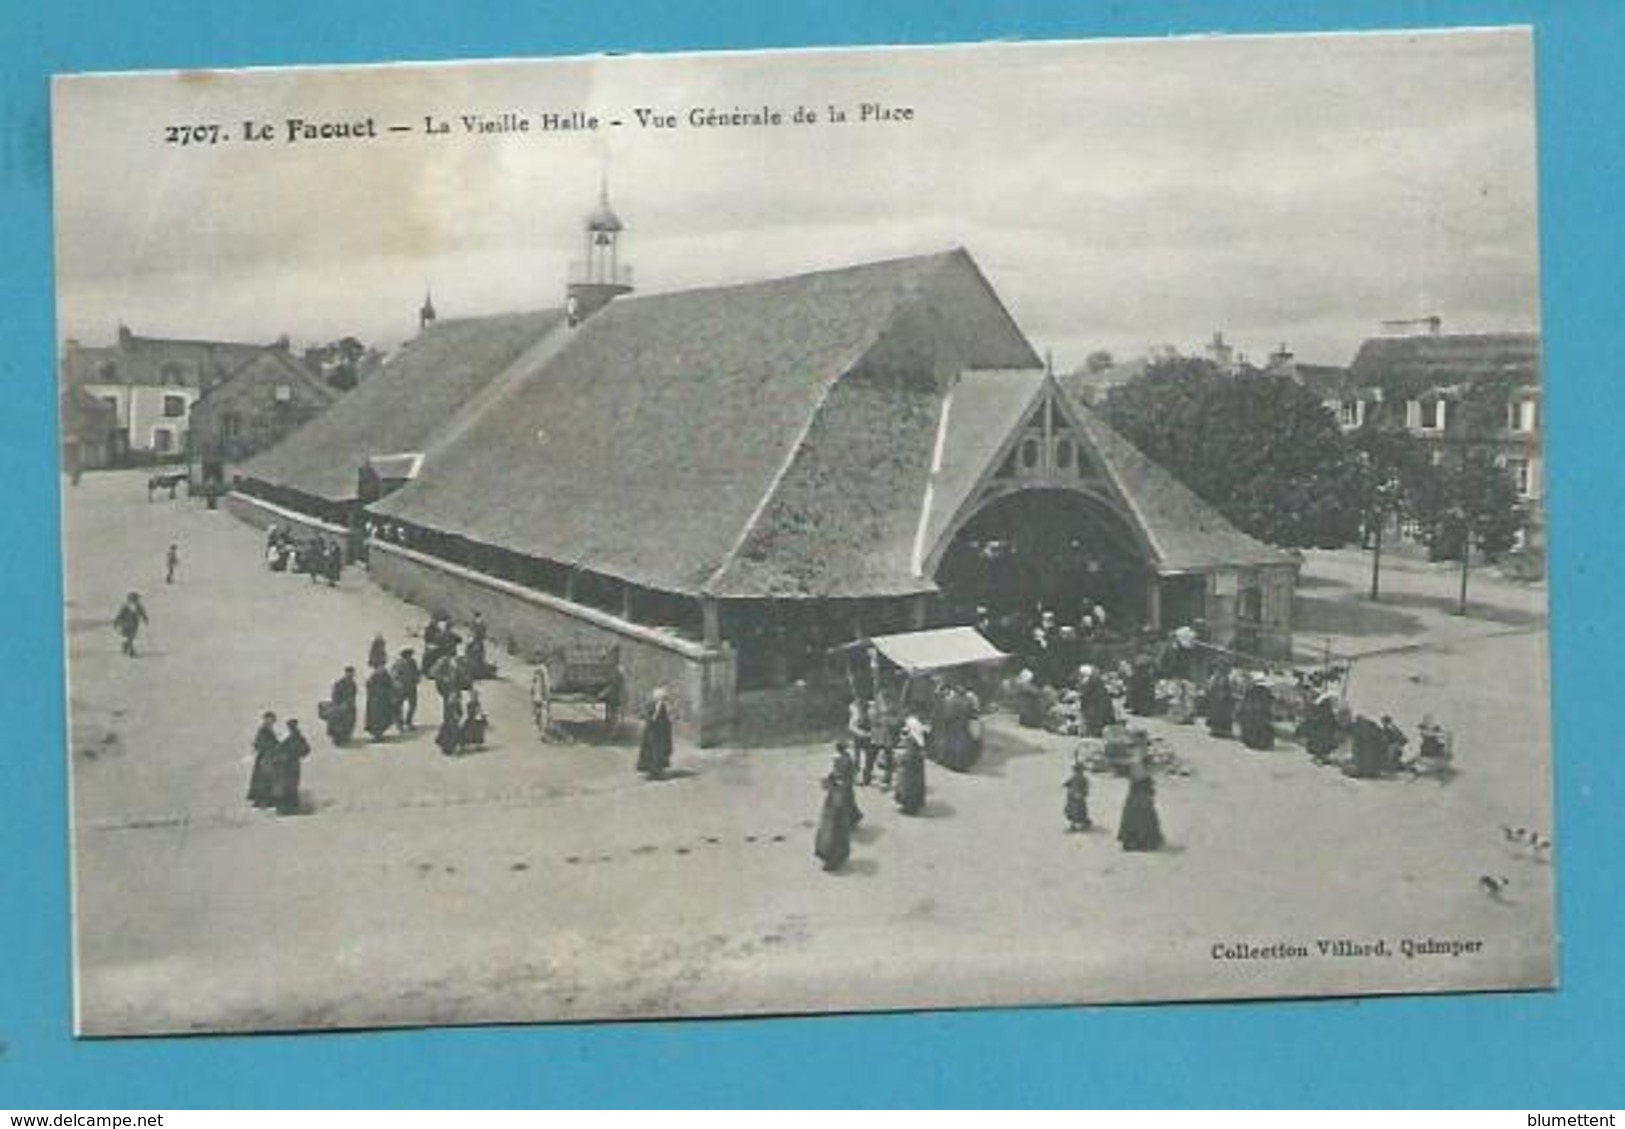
566,178,634,326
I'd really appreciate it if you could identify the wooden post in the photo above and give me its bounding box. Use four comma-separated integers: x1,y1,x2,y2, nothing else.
1146,575,1163,631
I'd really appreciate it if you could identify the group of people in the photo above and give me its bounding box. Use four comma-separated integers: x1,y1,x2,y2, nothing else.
984,601,1122,688
265,523,344,586
317,614,495,760
245,711,311,816
814,725,928,872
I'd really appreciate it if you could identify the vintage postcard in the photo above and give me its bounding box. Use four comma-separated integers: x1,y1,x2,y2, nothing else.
53,30,1552,1036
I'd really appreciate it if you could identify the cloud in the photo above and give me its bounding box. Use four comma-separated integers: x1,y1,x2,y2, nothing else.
52,30,1538,366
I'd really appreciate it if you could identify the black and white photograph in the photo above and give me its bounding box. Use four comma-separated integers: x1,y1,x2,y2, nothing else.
53,30,1553,1036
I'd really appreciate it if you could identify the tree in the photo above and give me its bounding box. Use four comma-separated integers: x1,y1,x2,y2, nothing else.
1413,449,1524,615
1100,358,1365,549
303,336,369,391
1082,349,1115,375
1350,423,1438,601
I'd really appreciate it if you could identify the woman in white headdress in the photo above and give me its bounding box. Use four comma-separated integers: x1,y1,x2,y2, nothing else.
636,686,674,778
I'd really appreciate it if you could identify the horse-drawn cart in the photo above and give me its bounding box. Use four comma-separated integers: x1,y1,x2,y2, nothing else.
530,644,627,741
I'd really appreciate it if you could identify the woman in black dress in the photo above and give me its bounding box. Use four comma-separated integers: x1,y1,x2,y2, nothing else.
1205,669,1235,738
636,688,674,779
1237,678,1276,750
1117,765,1165,852
814,769,853,872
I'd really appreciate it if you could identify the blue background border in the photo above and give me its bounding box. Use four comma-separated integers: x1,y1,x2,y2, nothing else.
3,0,1620,1108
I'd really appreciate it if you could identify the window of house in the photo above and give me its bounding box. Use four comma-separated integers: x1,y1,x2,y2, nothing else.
162,394,187,418
1507,457,1533,498
152,428,174,453
1419,399,1444,430
1055,438,1073,470
273,384,293,403
1020,436,1040,470
222,412,243,439
1507,399,1537,433
1339,400,1362,428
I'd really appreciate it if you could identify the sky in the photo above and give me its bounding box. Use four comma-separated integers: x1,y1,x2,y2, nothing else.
51,30,1540,371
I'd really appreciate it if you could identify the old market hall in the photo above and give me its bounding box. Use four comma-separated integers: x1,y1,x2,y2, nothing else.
232,194,1299,743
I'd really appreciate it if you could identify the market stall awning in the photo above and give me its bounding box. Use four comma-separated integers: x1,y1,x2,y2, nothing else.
867,627,1008,673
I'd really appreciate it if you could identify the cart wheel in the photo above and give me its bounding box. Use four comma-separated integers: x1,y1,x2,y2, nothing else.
532,666,553,742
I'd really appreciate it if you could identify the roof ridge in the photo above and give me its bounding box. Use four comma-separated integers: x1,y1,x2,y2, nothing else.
415,317,579,465
599,247,963,312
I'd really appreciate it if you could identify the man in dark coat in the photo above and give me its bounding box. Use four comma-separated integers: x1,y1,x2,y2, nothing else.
323,539,342,586
391,648,421,731
367,632,388,670
113,592,149,657
364,664,396,741
246,711,280,807
273,719,310,815
325,667,358,745
1237,678,1276,750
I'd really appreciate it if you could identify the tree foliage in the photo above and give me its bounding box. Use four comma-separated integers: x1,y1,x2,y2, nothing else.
304,336,368,391
1100,358,1364,548
1413,448,1524,562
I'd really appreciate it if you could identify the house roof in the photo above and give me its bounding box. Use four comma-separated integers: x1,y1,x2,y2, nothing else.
1348,332,1540,399
194,346,340,408
369,249,1040,597
61,331,287,390
240,309,568,501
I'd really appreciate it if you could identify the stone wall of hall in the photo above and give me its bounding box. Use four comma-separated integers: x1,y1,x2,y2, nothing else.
367,541,737,747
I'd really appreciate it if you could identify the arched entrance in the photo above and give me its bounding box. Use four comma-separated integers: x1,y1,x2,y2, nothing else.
933,487,1153,639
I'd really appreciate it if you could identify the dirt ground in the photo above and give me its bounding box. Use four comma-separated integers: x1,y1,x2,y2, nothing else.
63,471,1556,1035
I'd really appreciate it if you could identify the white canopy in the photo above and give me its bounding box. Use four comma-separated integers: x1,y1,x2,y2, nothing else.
867,626,1008,674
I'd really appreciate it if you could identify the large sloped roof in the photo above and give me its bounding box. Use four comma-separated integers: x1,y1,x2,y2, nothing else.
370,249,1041,597
1348,332,1540,398
241,309,566,500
